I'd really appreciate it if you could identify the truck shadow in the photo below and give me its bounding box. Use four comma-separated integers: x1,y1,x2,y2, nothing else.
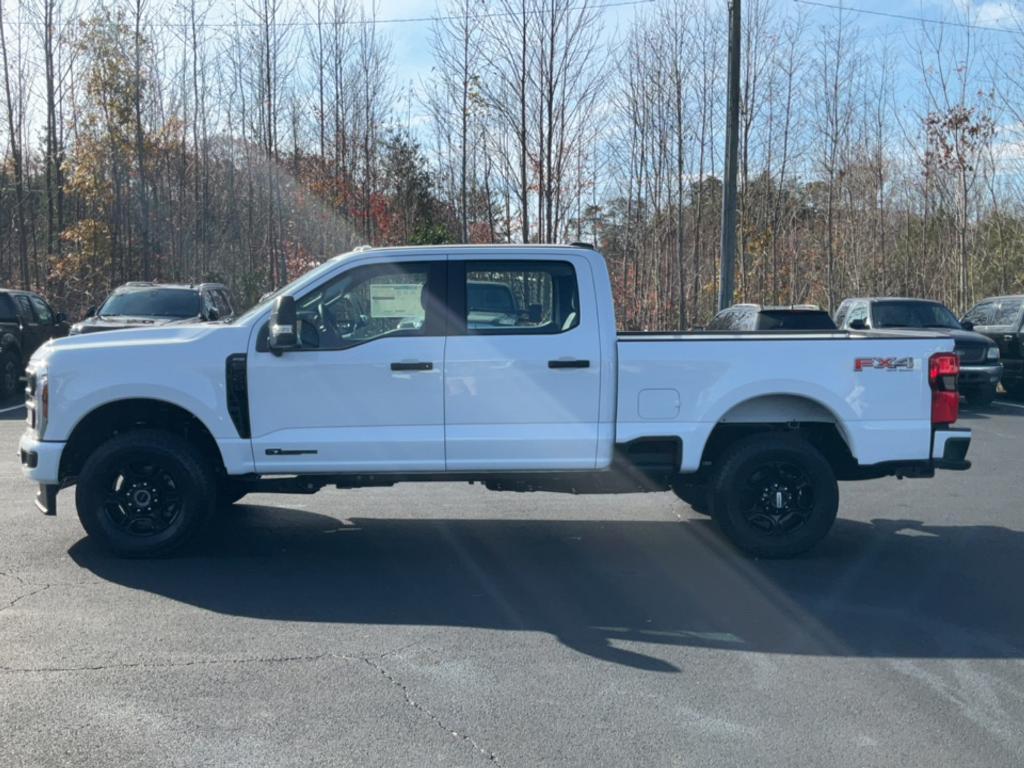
69,506,1024,672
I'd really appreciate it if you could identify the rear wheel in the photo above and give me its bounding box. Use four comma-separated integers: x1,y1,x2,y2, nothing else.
75,430,215,557
710,433,838,558
0,350,19,399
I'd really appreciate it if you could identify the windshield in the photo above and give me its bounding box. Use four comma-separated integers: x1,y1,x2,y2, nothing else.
99,288,200,319
232,257,344,325
963,298,1024,327
872,301,961,329
468,282,517,315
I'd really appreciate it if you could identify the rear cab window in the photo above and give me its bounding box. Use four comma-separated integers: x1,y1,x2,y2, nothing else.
755,311,836,331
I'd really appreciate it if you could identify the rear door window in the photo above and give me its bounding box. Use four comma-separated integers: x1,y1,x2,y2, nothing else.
462,261,579,334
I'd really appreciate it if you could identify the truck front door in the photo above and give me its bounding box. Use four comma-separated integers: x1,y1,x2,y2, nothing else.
443,257,602,470
247,258,447,473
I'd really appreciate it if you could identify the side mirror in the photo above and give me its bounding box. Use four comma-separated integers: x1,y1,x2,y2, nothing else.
849,318,867,330
206,307,220,322
85,306,96,318
54,312,66,324
960,319,974,331
268,295,298,354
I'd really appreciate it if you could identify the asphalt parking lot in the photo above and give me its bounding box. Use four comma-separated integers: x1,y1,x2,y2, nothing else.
2,398,1024,768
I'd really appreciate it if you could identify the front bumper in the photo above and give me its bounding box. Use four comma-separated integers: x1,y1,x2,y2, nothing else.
958,363,1002,388
932,427,971,470
19,432,64,485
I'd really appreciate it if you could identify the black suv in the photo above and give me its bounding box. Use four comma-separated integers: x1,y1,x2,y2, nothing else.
707,304,837,331
71,282,235,335
0,289,69,397
835,297,1001,406
961,295,1024,399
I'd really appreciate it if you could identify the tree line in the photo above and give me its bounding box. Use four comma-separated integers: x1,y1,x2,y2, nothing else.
1,0,1023,326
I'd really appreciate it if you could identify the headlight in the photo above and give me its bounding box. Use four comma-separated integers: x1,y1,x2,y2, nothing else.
27,373,48,438
986,346,1000,361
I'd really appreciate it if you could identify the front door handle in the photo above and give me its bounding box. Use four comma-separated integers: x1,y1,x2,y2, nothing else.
548,359,590,369
391,361,433,371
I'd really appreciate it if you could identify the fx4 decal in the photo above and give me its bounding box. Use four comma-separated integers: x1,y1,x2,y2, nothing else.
854,357,915,372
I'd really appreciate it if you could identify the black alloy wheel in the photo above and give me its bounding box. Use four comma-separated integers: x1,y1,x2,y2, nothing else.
710,433,839,558
76,429,215,557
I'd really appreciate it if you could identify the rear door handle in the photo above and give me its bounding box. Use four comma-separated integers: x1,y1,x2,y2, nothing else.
391,361,433,371
548,359,590,369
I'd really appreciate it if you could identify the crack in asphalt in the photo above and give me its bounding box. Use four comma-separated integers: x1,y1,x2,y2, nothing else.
1,641,502,764
0,583,51,613
0,651,336,675
362,654,502,766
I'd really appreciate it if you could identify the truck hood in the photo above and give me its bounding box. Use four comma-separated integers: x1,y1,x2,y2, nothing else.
30,323,233,367
70,315,198,334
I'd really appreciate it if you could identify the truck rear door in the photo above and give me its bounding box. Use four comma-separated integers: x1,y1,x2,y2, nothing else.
443,256,602,470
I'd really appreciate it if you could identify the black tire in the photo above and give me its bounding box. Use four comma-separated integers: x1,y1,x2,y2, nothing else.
670,478,710,515
709,433,838,558
217,478,249,507
0,350,19,399
963,385,996,407
1004,381,1024,401
75,429,215,557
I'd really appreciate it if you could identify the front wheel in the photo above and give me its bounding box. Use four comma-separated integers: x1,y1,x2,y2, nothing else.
76,429,215,557
0,350,20,399
710,433,838,558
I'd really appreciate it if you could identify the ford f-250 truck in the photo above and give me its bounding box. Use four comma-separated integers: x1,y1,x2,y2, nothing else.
19,245,971,558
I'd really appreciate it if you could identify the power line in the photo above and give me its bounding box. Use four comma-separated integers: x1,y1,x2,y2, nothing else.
794,0,1019,35
2,0,655,30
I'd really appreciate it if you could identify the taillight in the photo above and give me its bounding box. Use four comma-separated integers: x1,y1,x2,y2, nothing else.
929,352,959,426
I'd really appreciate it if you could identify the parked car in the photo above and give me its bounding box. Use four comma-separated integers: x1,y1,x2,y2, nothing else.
961,295,1024,399
70,282,235,335
0,289,69,398
834,297,1001,406
707,304,837,331
21,245,970,559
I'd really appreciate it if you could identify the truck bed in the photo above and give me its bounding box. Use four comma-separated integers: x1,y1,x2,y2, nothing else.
615,330,955,472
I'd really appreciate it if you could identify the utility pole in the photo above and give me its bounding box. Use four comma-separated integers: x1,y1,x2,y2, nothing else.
718,0,741,311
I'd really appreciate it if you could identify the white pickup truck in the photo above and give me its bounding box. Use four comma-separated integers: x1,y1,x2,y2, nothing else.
20,245,971,558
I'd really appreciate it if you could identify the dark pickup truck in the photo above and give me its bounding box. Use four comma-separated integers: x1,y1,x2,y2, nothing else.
0,289,69,397
962,295,1024,399
835,297,1002,405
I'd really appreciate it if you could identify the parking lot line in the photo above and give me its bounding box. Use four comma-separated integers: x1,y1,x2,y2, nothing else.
0,403,25,414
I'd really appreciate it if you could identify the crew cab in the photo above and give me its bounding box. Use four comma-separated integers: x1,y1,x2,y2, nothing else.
20,246,971,559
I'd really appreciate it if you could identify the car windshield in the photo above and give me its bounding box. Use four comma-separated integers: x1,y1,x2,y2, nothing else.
963,298,1024,327
757,310,836,330
98,288,200,319
232,257,343,325
468,282,517,315
872,301,961,329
